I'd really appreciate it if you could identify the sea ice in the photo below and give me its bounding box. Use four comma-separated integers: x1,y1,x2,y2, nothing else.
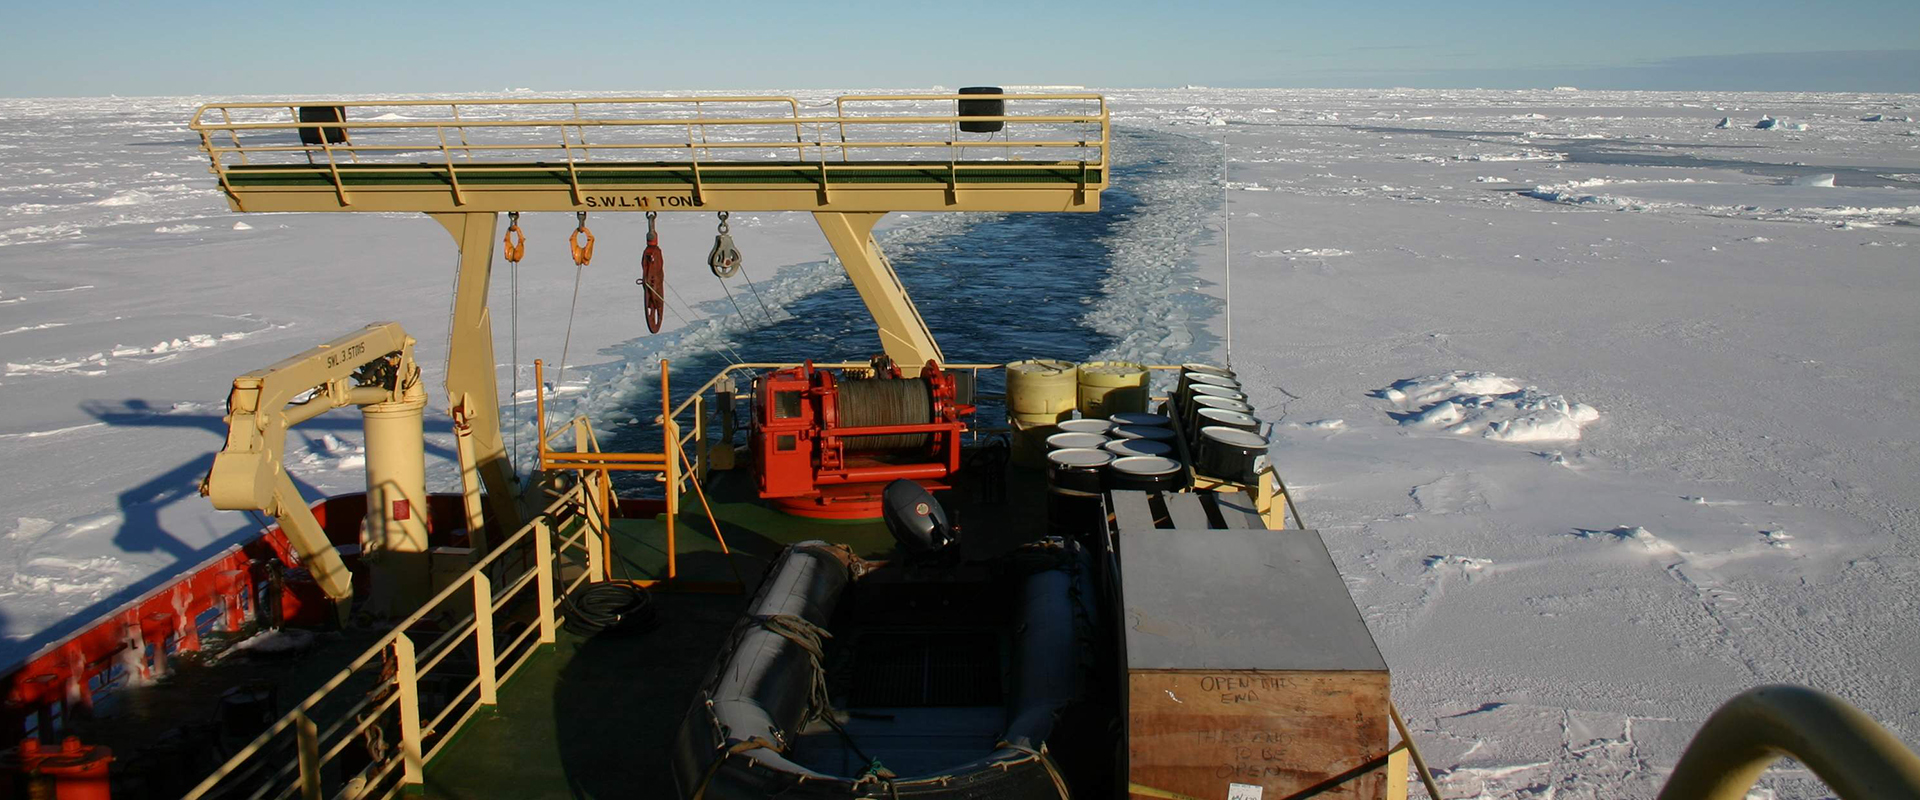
1377,371,1599,442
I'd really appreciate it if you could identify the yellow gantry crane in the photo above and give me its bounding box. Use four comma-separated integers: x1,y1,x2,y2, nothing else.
193,92,1109,611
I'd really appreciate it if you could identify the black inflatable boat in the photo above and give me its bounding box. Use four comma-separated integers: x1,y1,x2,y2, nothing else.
671,534,1096,799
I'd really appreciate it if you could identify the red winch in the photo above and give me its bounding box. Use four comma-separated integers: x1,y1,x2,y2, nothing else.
752,359,973,519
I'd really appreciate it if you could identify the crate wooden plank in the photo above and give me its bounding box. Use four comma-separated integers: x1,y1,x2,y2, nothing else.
1208,492,1265,530
1108,490,1159,532
1163,492,1211,530
1128,669,1390,800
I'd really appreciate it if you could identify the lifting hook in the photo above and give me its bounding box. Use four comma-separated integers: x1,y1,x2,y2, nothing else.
708,211,741,278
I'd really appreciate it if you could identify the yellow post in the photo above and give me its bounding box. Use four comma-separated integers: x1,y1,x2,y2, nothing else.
294,710,321,800
471,572,497,705
1390,703,1445,800
533,517,557,644
432,212,522,536
452,428,486,552
392,635,425,787
1257,469,1281,529
692,394,708,483
814,212,944,368
585,491,607,583
1385,748,1409,800
661,359,678,580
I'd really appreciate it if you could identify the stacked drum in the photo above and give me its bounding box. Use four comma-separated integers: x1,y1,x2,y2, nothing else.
1167,363,1271,487
1033,359,1272,534
1045,429,1112,533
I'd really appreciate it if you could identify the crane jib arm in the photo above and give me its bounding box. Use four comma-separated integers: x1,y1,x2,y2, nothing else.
201,323,422,614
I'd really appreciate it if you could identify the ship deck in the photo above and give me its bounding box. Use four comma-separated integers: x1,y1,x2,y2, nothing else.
419,460,1053,799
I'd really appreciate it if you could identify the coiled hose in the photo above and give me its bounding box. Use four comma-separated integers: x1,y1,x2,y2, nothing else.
561,581,659,636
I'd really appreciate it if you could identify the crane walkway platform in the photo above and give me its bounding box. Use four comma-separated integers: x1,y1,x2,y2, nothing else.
190,94,1109,213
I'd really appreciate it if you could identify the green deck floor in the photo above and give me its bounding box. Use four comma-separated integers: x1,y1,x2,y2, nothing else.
422,467,1048,798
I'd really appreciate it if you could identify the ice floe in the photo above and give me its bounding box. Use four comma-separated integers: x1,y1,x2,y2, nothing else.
1376,371,1600,442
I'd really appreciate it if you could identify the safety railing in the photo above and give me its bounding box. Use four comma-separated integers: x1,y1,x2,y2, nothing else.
1656,684,1920,800
180,479,602,800
188,93,1109,207
529,358,746,591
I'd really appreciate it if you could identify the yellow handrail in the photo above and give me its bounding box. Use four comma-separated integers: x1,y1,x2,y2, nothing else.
1657,684,1920,800
188,94,1108,177
181,480,598,800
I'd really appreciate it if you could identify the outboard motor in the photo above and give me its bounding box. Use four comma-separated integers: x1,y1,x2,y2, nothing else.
881,479,955,558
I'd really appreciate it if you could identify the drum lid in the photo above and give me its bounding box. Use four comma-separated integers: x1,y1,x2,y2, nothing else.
1048,448,1113,468
1111,455,1182,476
1189,384,1246,401
1046,432,1109,450
1109,411,1171,427
1057,418,1113,434
1008,359,1075,377
1184,372,1239,388
1104,438,1175,458
1110,425,1176,441
1200,426,1269,448
1193,396,1253,414
1181,363,1234,377
1197,408,1259,428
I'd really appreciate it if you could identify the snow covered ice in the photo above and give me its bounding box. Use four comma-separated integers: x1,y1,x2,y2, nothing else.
3,87,1918,798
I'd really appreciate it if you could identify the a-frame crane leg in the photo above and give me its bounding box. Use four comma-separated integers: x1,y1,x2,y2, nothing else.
813,211,945,368
432,212,522,542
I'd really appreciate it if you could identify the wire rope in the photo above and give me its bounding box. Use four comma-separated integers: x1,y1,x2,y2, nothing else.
736,263,778,323
555,261,584,388
510,257,520,478
663,282,748,367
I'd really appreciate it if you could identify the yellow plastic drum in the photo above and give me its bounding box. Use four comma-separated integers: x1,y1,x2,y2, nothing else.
1005,359,1078,423
1006,360,1079,467
1077,360,1148,419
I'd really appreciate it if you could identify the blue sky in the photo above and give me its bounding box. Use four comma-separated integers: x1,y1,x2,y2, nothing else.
3,0,1916,96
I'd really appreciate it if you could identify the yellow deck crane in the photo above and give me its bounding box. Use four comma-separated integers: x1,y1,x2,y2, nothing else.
200,323,432,618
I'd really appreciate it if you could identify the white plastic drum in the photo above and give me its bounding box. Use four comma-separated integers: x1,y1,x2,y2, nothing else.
1184,395,1254,434
1109,411,1171,428
1103,438,1176,459
1046,447,1112,534
1181,363,1235,379
1109,425,1177,443
1056,418,1114,435
1046,447,1113,493
1194,408,1259,436
1174,370,1243,419
1045,431,1109,452
1196,426,1269,484
1189,384,1247,404
1107,455,1185,492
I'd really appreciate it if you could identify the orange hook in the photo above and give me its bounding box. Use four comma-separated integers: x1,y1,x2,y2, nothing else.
571,223,595,266
502,214,525,263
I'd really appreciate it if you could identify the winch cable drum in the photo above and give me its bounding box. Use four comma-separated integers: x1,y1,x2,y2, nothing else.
834,377,937,451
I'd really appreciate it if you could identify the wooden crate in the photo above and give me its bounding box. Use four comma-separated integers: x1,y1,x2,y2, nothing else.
1119,525,1392,800
1128,670,1389,799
